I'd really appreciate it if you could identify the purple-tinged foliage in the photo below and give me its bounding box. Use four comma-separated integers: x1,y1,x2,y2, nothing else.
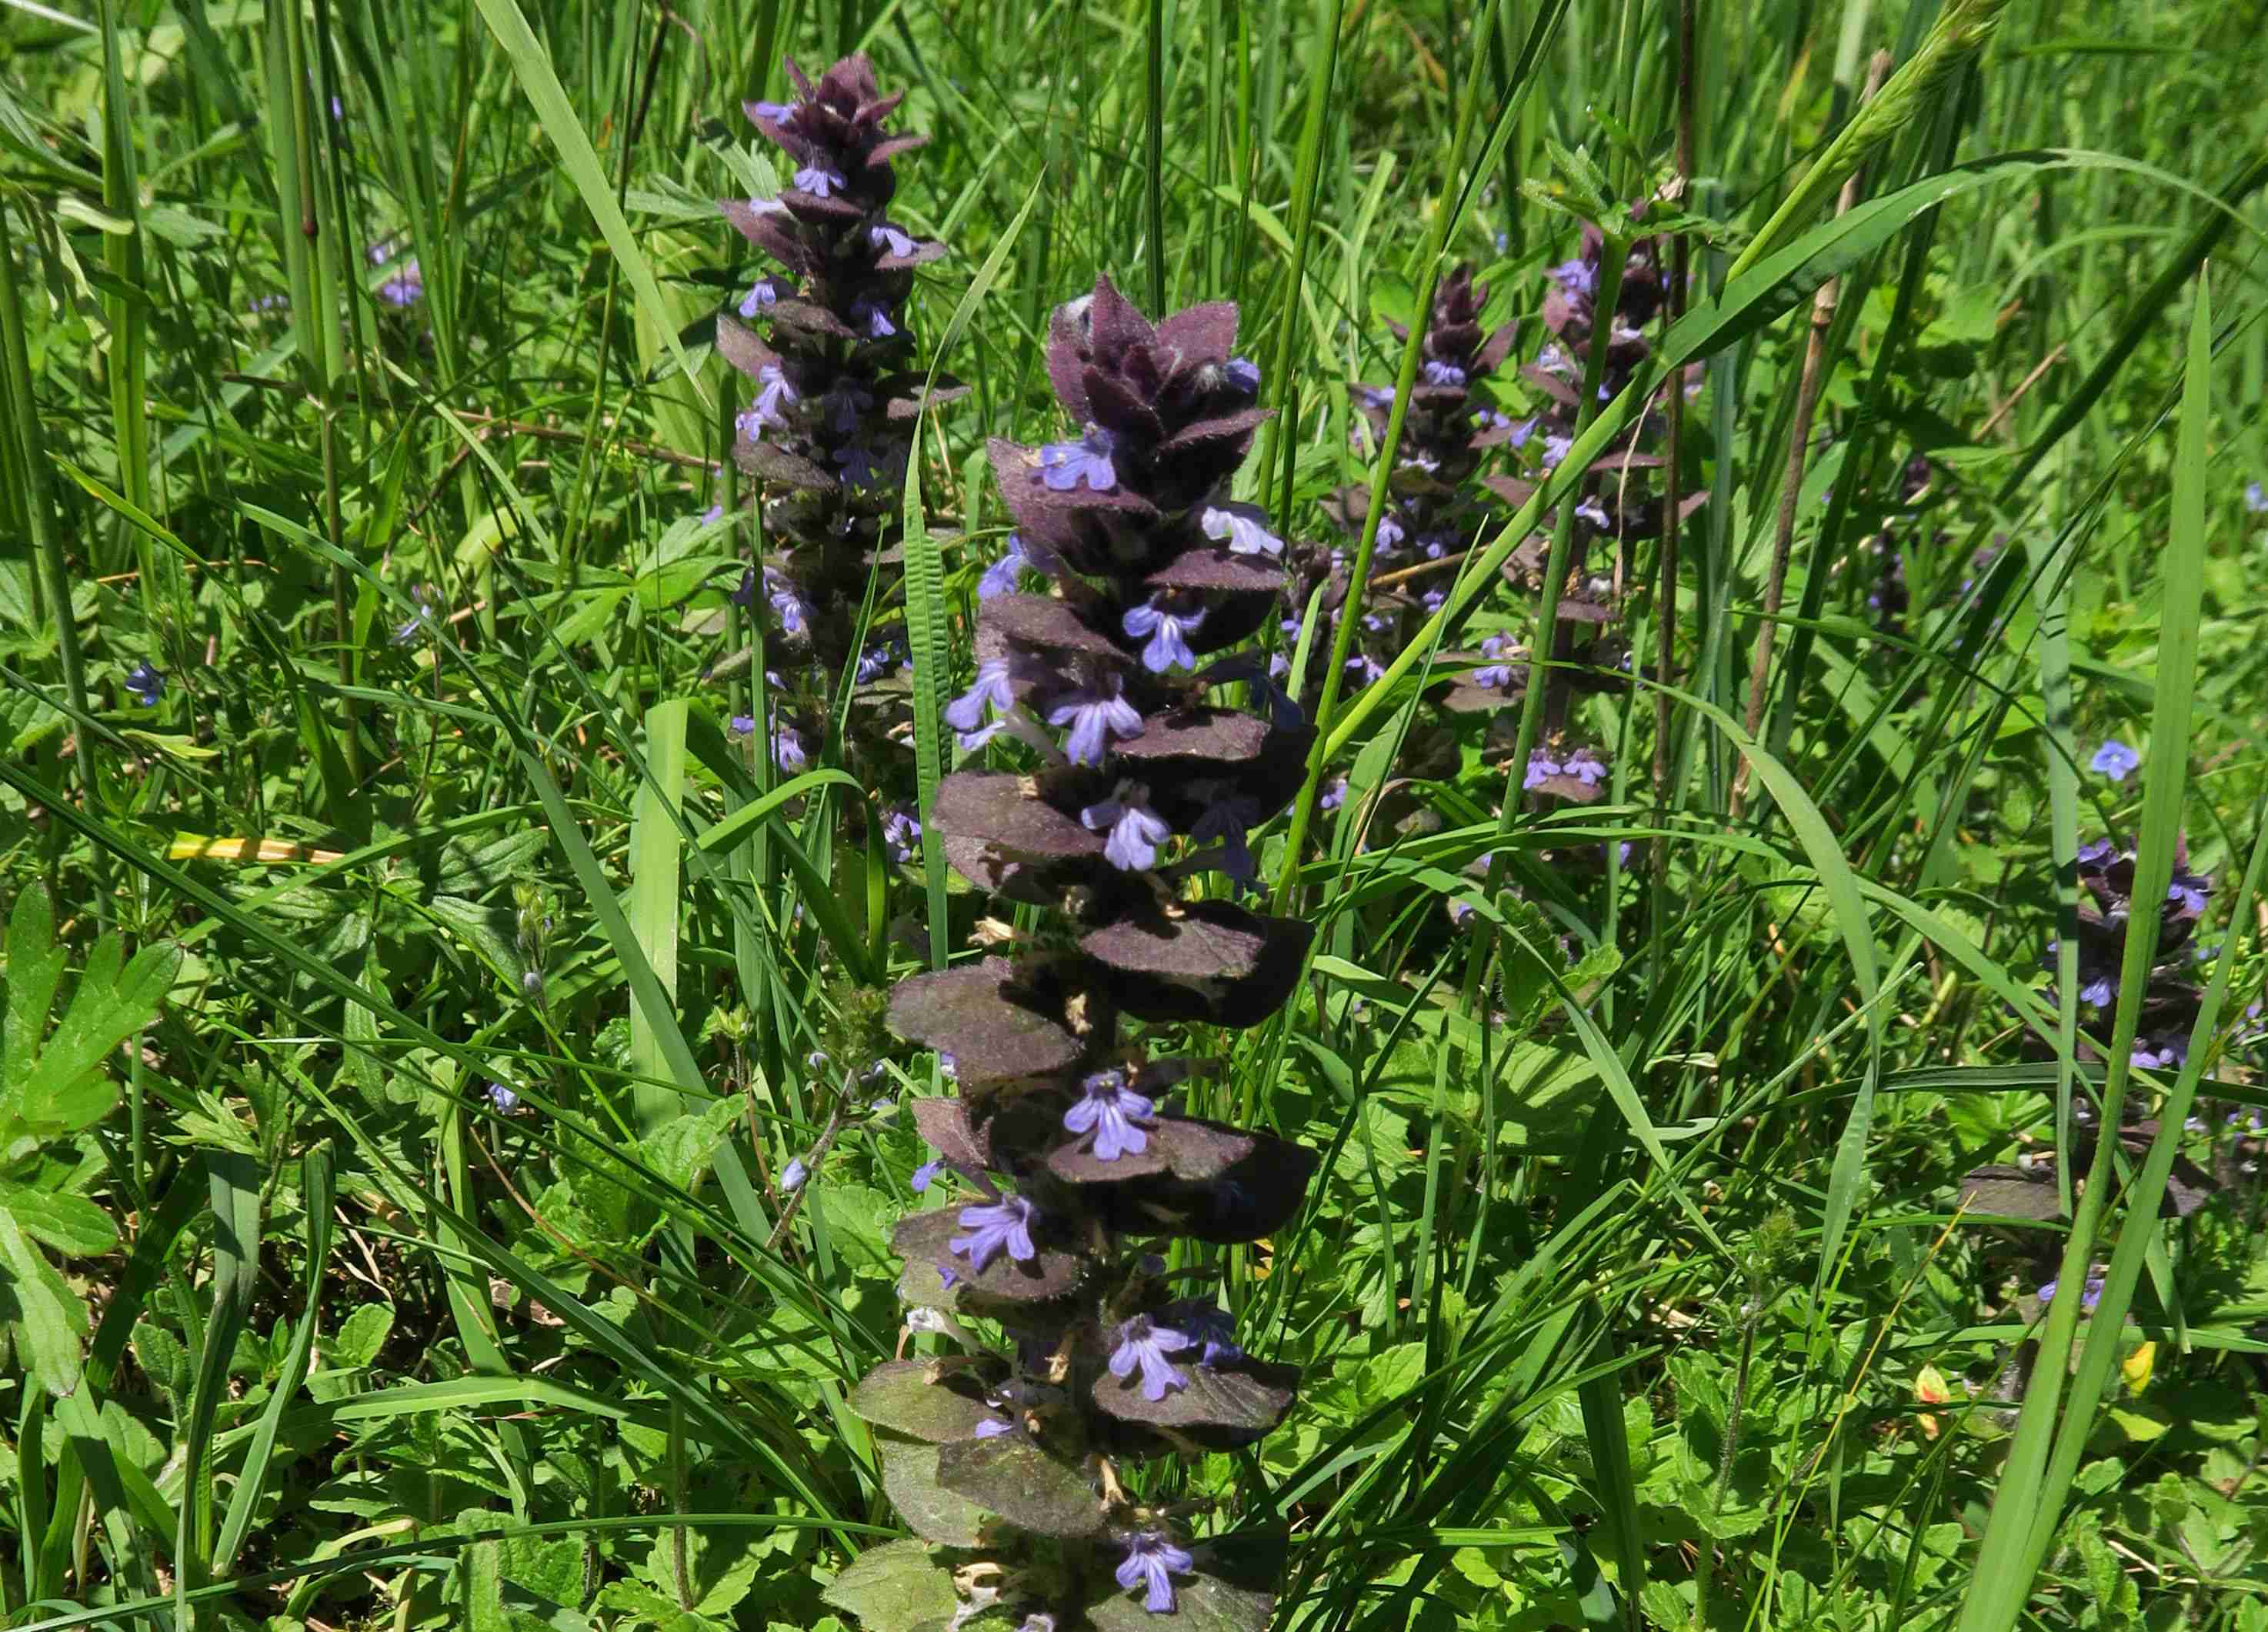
715,54,963,699
840,280,1311,1632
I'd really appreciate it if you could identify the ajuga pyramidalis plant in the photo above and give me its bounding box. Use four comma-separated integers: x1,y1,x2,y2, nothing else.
822,280,1314,1632
1484,221,1698,803
1301,265,1517,712
715,55,962,757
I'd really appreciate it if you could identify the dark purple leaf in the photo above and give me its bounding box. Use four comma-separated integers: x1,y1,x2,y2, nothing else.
981,594,1128,662
934,1434,1106,1540
1155,301,1239,364
738,439,837,491
850,1357,1012,1442
886,960,1082,1083
1089,1353,1298,1437
876,1430,988,1547
891,1209,1089,1306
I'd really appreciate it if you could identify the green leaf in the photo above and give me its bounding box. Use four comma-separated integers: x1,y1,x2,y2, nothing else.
820,1539,959,1632
0,1186,118,1257
0,1206,85,1397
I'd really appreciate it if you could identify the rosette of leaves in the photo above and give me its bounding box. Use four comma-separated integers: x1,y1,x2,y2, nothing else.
823,279,1313,1632
715,53,962,699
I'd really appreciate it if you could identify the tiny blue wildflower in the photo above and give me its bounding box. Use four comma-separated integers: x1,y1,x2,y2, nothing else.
124,661,165,707
1107,1314,1193,1400
1037,426,1118,492
780,1157,809,1192
1122,599,1206,672
1199,502,1282,557
950,1195,1039,1271
1115,1533,1195,1614
2090,739,2139,782
1081,793,1173,873
1047,680,1144,766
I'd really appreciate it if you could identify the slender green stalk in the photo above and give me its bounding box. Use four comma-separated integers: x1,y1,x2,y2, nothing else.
0,204,90,780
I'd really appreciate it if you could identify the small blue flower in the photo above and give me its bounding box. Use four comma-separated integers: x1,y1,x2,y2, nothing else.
1047,680,1143,766
739,278,782,317
729,713,757,739
378,259,425,307
950,1195,1039,1272
749,99,794,122
794,165,845,197
1524,751,1562,791
780,1157,809,1192
835,443,886,488
1565,746,1607,786
1115,1532,1195,1614
979,536,1032,599
2247,480,2267,514
1344,654,1384,689
946,659,1016,746
751,362,799,429
1472,664,1512,690
870,223,918,259
1122,599,1206,672
2090,739,2140,782
2038,1277,2103,1312
1190,797,1262,886
911,1160,942,1193
823,379,876,435
1106,1314,1193,1400
1319,776,1347,812
1162,1300,1244,1368
972,1417,1014,1439
849,297,897,340
1541,433,1573,469
2080,974,2116,1008
1037,426,1118,492
2168,871,2211,916
1065,1068,1158,1159
1081,793,1173,873
1575,497,1612,530
1373,512,1405,551
1547,258,1596,299
1225,356,1261,395
2076,838,2116,869
1422,359,1467,388
766,572,810,636
1199,502,1282,557
772,726,808,773
124,661,165,707
486,1083,521,1113
2131,1035,2187,1070
880,808,922,866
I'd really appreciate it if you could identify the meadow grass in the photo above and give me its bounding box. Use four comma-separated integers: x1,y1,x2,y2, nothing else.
4,0,2268,1627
